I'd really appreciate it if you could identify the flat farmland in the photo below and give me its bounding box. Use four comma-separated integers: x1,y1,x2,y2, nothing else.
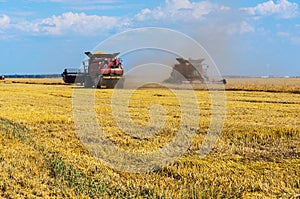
0,78,299,198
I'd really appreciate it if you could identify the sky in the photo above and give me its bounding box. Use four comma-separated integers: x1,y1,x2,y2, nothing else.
0,0,299,77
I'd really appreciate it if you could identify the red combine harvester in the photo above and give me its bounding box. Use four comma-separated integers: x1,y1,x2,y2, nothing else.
165,58,226,84
62,51,124,88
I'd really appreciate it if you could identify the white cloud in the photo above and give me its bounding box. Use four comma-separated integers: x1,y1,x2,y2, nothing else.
16,12,120,35
166,0,192,10
0,15,10,30
226,21,255,35
240,21,255,34
0,1,255,38
135,8,152,21
0,15,12,40
133,0,256,37
134,0,228,22
241,0,299,19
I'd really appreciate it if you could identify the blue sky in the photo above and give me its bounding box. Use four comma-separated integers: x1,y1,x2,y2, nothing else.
0,0,299,76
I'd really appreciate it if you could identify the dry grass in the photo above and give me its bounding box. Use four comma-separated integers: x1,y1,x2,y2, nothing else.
225,78,300,93
2,78,65,85
0,78,299,198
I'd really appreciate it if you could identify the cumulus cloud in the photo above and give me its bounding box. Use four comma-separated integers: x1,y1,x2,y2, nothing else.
133,0,256,38
134,0,229,22
241,0,299,19
0,1,266,38
16,12,120,35
205,21,254,36
0,15,10,30
0,1,253,38
0,15,12,40
135,8,162,21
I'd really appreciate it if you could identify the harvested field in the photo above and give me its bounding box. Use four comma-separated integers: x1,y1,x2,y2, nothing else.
0,78,299,198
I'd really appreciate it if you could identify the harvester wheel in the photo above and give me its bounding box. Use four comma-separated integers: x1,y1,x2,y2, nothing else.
97,76,103,88
84,77,93,88
106,80,115,89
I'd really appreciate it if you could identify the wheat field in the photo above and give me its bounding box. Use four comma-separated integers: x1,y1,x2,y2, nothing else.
0,78,299,198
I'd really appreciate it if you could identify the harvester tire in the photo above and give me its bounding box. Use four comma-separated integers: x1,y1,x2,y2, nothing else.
106,80,115,89
84,77,93,88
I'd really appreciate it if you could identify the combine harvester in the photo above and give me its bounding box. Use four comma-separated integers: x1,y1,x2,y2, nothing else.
62,53,225,88
62,51,124,88
165,58,226,84
0,75,4,80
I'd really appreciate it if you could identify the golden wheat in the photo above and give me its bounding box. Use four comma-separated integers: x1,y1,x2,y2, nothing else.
0,78,299,198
